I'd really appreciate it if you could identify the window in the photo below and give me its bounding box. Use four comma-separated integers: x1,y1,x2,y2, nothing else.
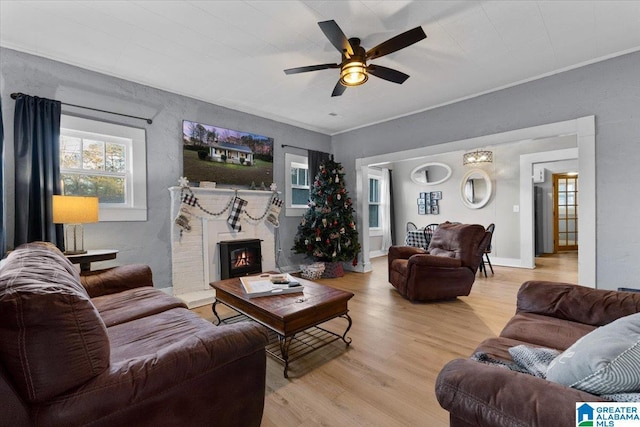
285,153,310,216
59,115,147,221
290,163,309,206
369,177,380,228
60,135,127,203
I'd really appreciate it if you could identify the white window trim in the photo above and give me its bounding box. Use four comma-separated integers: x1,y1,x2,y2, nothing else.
368,174,382,235
285,152,309,217
60,115,147,221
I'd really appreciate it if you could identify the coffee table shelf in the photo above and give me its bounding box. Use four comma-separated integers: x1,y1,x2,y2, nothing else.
210,275,354,378
216,312,351,376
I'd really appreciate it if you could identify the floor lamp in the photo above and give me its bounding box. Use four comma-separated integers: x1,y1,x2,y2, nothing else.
52,195,99,254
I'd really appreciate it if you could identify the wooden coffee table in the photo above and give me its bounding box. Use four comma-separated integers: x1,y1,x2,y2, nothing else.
210,275,354,378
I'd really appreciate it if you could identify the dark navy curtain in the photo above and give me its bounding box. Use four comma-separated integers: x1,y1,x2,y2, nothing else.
13,94,64,249
308,150,330,183
0,98,5,257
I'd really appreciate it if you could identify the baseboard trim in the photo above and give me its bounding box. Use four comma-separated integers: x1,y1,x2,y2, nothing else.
369,250,388,258
489,257,531,269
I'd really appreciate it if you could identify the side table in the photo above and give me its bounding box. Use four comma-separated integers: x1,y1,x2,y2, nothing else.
66,249,119,272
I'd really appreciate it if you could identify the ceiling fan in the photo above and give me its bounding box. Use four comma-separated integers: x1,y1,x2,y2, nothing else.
284,20,427,97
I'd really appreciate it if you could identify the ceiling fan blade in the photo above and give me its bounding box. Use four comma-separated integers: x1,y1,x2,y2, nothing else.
331,81,347,97
318,20,354,56
367,64,410,84
366,27,427,60
284,63,340,75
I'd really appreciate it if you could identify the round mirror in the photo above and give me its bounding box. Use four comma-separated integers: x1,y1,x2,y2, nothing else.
410,162,452,186
461,169,492,209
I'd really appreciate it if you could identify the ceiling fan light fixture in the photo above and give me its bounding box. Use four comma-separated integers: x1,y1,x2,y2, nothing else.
340,60,368,86
285,20,426,96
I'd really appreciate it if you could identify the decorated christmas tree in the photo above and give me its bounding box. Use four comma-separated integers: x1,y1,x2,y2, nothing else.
292,157,361,269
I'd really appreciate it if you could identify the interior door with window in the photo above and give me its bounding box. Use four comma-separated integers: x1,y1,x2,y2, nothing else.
553,173,578,252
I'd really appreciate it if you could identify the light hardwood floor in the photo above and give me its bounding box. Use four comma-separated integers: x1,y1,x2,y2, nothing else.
192,253,578,427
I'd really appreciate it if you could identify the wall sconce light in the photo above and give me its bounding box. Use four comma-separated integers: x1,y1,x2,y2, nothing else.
463,150,493,166
52,195,99,254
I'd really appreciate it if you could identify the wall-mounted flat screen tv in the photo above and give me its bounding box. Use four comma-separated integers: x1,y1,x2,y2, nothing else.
182,120,274,188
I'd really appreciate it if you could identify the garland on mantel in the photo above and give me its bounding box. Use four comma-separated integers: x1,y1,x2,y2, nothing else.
174,177,282,237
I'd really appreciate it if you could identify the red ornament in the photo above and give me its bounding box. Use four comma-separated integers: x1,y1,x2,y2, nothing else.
352,257,358,267
327,195,332,203
334,220,338,226
326,239,330,244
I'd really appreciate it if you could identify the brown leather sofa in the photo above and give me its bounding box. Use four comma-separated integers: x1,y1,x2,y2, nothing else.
436,281,640,427
0,242,269,427
388,222,491,301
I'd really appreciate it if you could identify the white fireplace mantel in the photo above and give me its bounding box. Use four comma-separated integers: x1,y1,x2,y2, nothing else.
169,186,277,308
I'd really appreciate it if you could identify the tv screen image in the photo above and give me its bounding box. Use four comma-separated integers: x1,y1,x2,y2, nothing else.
182,120,274,188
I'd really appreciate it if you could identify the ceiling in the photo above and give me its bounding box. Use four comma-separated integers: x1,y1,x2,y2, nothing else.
2,1,640,135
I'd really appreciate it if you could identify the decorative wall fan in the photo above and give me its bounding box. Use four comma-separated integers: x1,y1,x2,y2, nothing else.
284,20,426,97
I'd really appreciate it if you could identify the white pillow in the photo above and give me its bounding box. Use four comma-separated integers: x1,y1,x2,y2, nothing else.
546,312,640,394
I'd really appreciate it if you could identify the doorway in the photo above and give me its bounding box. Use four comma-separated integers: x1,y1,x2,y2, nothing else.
356,116,595,287
553,173,579,252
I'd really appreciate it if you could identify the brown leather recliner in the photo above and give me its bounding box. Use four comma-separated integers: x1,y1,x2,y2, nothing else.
388,222,491,302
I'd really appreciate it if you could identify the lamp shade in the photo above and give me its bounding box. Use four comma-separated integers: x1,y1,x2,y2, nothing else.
53,195,99,224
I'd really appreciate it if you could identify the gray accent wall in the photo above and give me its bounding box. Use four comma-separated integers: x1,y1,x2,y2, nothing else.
333,50,640,291
2,47,640,291
1,47,330,288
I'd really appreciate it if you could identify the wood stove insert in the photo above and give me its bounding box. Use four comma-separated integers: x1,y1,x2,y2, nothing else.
219,239,262,279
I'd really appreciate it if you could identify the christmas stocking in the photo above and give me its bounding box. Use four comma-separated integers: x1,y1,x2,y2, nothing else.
227,197,247,232
265,197,283,227
174,192,198,234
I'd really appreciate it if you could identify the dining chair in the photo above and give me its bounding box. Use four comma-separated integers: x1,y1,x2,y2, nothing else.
480,223,495,277
406,222,417,232
423,223,439,248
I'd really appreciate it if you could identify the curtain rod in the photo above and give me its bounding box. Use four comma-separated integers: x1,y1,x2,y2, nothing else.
10,92,153,124
281,144,308,151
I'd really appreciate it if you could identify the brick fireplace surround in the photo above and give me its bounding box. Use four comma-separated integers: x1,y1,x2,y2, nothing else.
169,186,277,308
